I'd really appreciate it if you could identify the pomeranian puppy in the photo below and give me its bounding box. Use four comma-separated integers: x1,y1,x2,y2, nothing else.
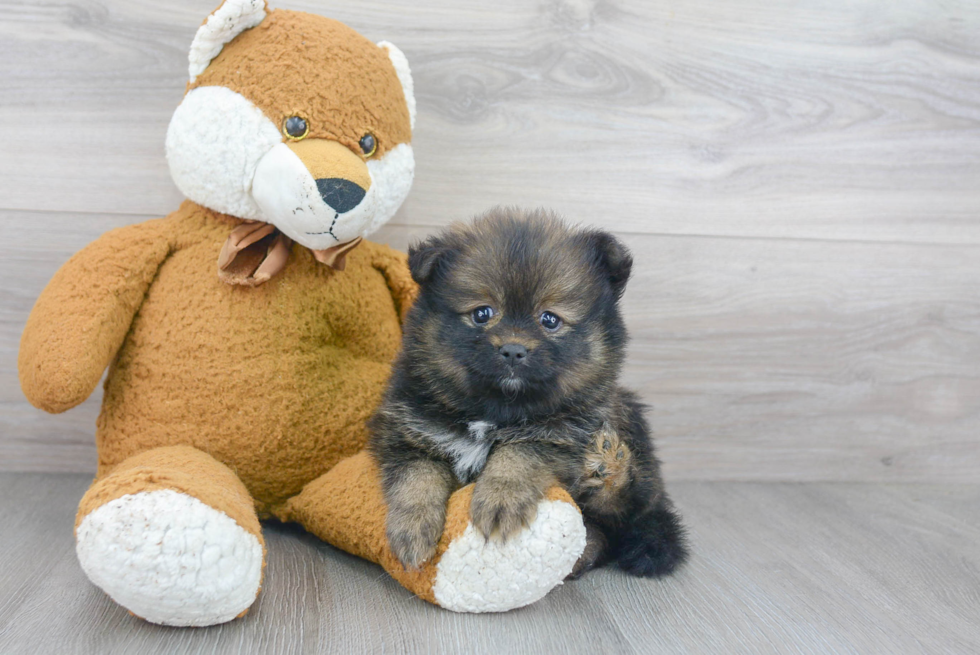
369,208,687,578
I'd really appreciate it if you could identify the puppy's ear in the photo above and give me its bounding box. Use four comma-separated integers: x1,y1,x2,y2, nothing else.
408,236,451,285
583,230,633,298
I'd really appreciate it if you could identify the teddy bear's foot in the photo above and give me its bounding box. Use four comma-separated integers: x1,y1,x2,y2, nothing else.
77,489,263,626
280,451,586,613
429,489,586,612
75,446,265,626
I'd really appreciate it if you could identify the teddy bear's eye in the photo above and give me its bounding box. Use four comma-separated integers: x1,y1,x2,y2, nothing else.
472,306,494,325
540,311,562,331
283,116,309,140
359,133,377,157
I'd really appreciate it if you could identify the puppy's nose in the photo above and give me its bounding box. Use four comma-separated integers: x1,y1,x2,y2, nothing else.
316,178,367,213
499,343,527,364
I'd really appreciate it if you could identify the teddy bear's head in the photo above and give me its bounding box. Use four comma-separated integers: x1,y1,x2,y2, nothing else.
166,0,415,251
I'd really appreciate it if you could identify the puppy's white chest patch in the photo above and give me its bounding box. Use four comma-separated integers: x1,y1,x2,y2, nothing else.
430,422,497,483
467,421,494,440
448,439,493,483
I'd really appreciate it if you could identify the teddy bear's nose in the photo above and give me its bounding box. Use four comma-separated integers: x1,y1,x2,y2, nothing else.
315,178,366,213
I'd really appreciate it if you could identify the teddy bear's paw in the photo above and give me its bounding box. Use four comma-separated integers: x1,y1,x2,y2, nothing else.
75,489,263,626
431,497,586,612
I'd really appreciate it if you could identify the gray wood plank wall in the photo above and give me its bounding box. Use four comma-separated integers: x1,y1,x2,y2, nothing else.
2,0,979,482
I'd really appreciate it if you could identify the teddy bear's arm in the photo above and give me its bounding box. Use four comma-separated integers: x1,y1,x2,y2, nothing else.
18,219,173,413
371,246,419,324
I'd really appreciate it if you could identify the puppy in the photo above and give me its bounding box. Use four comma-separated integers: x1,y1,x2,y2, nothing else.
369,208,688,578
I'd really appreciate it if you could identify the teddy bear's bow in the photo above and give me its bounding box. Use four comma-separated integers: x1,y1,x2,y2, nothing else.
217,221,362,287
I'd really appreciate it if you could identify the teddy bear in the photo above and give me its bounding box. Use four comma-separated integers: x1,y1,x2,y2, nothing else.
17,0,586,627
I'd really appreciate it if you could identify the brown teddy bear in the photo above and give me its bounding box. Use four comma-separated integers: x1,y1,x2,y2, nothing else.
18,0,586,626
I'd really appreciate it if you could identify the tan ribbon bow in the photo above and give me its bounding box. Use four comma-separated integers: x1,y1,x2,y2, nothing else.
218,221,363,287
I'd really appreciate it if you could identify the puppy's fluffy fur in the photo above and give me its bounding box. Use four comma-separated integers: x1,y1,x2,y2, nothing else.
369,208,687,578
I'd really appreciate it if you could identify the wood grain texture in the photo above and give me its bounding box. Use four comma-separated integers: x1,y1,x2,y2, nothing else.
0,0,978,242
1,473,978,654
620,232,980,483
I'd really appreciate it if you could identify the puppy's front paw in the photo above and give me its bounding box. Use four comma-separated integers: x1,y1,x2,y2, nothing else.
386,503,446,570
470,476,544,542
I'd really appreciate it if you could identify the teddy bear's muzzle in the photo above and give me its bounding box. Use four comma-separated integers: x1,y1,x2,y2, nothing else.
251,138,377,250
286,138,373,196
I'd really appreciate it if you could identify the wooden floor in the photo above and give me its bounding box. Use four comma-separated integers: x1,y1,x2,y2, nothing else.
1,473,977,654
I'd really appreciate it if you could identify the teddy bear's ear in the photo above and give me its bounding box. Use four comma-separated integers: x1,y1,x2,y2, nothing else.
378,41,416,131
188,0,269,83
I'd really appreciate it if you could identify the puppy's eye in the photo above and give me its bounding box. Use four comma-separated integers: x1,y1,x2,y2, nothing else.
472,306,494,325
283,116,309,140
359,133,377,157
540,311,562,331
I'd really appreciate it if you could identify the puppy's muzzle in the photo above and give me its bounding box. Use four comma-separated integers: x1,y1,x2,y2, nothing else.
499,343,527,365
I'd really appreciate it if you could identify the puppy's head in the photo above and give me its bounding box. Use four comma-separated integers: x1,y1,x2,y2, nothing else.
404,208,632,420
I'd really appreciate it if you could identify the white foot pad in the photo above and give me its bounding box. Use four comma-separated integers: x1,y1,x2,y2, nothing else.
76,489,263,627
432,499,586,612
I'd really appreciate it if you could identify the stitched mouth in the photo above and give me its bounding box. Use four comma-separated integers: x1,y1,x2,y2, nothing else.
305,212,341,241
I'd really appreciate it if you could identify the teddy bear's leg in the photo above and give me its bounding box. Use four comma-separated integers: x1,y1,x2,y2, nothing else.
276,451,587,612
74,445,265,627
